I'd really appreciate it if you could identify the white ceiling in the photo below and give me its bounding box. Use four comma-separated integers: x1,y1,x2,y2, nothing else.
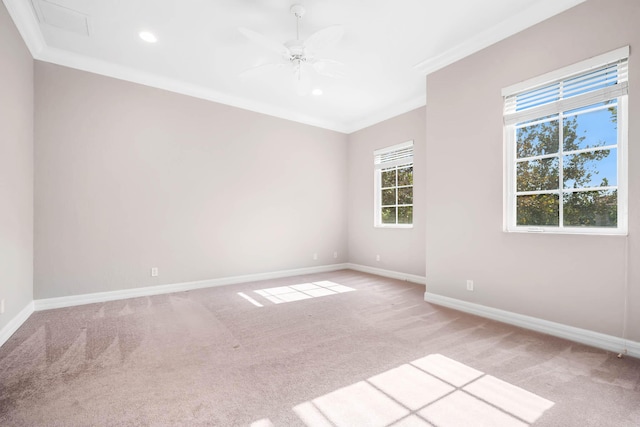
5,0,585,133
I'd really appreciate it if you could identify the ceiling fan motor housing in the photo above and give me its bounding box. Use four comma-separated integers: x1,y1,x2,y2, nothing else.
285,39,306,59
290,4,306,18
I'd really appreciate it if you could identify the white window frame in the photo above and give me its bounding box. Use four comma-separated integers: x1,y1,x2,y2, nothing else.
502,46,629,235
374,140,414,228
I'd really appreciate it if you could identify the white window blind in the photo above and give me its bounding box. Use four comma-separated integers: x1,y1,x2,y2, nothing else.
374,141,413,170
504,50,628,126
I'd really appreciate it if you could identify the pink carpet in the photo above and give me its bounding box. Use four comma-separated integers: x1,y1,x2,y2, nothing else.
1,270,639,426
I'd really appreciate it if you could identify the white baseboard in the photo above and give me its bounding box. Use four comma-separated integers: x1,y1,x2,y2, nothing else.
34,263,350,311
0,301,35,348
424,292,640,359
626,340,640,359
346,263,426,285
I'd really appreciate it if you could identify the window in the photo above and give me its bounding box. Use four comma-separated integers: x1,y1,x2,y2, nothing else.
503,47,628,235
374,141,413,227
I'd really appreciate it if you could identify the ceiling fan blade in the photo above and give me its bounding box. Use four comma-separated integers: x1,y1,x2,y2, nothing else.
304,25,344,53
312,59,348,79
238,27,290,58
239,63,286,79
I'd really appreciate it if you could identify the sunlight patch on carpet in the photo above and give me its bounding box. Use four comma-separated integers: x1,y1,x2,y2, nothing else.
248,281,355,305
237,292,264,307
290,354,554,427
250,418,274,427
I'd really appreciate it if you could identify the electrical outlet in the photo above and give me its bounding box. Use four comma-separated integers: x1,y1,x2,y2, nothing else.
0,299,4,314
333,251,338,259
376,254,381,262
313,253,318,260
151,267,158,277
466,280,474,291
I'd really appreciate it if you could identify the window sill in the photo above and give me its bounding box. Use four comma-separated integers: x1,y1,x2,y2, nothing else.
374,224,414,229
504,226,627,236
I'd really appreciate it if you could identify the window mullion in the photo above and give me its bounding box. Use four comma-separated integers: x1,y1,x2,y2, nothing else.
558,110,564,228
395,167,399,224
516,153,561,162
511,126,517,230
563,144,617,156
564,186,617,194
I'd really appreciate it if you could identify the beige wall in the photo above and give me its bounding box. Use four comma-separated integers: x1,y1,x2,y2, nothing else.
32,59,426,301
348,107,426,276
425,0,639,340
34,62,348,299
0,1,34,330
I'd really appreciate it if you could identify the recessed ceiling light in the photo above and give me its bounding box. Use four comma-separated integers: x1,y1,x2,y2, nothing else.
312,88,323,96
139,31,157,43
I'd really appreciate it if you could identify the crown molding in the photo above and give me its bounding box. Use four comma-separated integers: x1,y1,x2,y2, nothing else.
3,0,46,56
413,0,587,76
34,40,426,134
36,46,351,133
344,94,426,134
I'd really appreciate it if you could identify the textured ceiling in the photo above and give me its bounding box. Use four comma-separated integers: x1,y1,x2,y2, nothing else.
5,0,586,133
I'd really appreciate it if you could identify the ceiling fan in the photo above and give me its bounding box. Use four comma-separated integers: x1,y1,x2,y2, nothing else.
239,4,347,95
